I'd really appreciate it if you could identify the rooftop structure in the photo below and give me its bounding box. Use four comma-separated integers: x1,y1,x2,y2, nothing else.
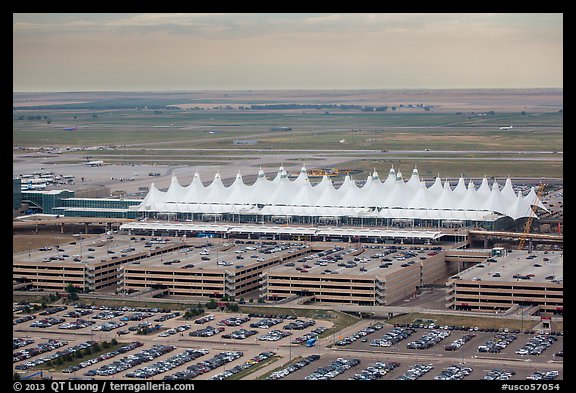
446,250,563,314
134,166,545,229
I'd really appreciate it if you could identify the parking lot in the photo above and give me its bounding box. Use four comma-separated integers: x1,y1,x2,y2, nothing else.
13,306,334,380
13,302,562,380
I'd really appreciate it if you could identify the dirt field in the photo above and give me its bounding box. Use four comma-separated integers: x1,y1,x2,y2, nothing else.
13,233,83,253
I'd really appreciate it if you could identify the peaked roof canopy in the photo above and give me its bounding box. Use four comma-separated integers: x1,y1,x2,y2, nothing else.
137,166,541,221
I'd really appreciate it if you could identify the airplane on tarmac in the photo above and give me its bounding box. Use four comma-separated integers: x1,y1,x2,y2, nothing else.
63,125,78,131
499,125,513,130
85,160,104,167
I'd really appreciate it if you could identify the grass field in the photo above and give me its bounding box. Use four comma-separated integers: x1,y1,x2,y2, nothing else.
13,90,563,179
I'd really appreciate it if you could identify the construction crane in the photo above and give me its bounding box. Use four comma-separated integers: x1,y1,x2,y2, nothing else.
518,182,546,250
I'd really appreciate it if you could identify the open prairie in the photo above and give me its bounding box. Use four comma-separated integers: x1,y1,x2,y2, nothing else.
13,89,562,194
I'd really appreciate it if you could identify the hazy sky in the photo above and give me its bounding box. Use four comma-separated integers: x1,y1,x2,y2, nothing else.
13,13,563,92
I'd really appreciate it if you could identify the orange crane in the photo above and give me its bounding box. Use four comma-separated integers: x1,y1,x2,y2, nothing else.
518,182,546,250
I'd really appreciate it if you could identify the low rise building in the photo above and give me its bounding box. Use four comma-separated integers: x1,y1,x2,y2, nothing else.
446,250,563,315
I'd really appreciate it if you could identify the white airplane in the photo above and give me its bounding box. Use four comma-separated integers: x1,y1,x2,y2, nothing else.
85,160,104,166
499,125,513,130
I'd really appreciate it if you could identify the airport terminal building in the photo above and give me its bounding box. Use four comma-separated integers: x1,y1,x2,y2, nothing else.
133,166,546,230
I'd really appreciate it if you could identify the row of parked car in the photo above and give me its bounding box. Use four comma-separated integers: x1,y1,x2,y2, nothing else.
63,309,92,318
291,326,327,345
85,344,176,376
249,318,282,329
526,370,560,380
283,319,316,330
126,349,209,379
370,327,416,347
189,325,224,337
15,340,96,370
218,316,251,326
154,312,181,322
13,315,35,325
266,354,321,380
434,365,473,380
515,334,558,356
119,312,155,321
39,306,67,316
59,319,95,330
444,333,476,351
75,303,173,314
305,357,361,380
163,351,243,380
13,337,34,350
63,342,144,374
13,339,66,363
258,329,292,341
350,361,400,380
193,314,215,324
210,351,275,380
396,363,434,380
335,323,384,346
92,310,125,320
482,368,517,380
30,317,65,328
477,333,517,353
222,328,258,340
91,321,126,332
406,329,451,350
160,324,191,337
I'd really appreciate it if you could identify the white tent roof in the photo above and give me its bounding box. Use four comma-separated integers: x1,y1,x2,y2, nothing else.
477,176,492,199
500,177,517,206
138,166,537,221
453,176,468,198
164,175,186,203
183,172,208,203
507,191,538,220
524,186,549,212
428,176,444,198
481,181,507,215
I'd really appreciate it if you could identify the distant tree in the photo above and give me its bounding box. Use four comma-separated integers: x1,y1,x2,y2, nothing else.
92,114,98,118
227,303,239,312
521,111,527,116
391,106,397,111
13,373,21,380
111,338,118,346
206,299,217,309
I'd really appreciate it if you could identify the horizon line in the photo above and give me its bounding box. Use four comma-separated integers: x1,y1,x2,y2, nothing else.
13,86,564,94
